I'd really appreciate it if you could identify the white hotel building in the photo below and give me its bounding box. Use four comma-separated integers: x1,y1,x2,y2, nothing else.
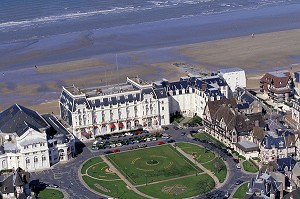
0,104,75,171
60,72,233,140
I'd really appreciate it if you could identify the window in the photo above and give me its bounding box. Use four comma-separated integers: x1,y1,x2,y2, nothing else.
24,146,28,149
42,156,46,161
34,157,38,162
26,159,30,164
162,107,164,111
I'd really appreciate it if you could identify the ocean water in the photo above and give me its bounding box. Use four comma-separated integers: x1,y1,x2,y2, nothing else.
0,0,298,43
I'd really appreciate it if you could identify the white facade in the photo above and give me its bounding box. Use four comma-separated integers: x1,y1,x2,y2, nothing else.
60,75,229,140
219,68,246,94
0,128,50,171
0,105,75,171
60,77,170,140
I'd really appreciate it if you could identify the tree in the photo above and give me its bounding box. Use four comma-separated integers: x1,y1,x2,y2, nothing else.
213,161,223,173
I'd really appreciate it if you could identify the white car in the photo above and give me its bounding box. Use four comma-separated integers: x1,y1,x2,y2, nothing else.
110,144,116,148
151,137,157,141
236,164,241,169
116,143,123,147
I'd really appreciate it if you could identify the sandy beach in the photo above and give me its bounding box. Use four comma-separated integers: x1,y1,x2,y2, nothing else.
2,28,300,114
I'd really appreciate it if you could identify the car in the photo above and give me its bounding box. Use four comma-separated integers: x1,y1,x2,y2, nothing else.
193,138,200,141
162,126,169,130
236,164,241,169
116,143,122,147
109,143,116,148
49,184,59,188
104,150,113,154
235,179,243,185
174,126,179,130
167,139,176,143
233,159,239,163
157,141,165,145
224,191,230,198
181,132,186,136
151,137,157,141
112,149,120,153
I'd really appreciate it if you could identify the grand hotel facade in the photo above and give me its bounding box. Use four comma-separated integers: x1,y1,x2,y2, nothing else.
59,70,245,140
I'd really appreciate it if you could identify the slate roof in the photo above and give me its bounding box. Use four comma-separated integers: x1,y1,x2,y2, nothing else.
42,114,72,144
262,135,286,149
0,104,49,136
277,157,297,172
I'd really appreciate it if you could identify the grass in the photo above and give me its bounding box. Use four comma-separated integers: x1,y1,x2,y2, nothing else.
106,144,202,185
242,160,259,173
86,161,119,180
82,176,146,199
137,174,215,199
175,142,215,163
81,157,103,174
37,188,64,199
233,183,248,198
202,158,227,183
193,132,226,149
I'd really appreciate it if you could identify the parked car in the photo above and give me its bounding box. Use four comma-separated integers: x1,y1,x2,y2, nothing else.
174,126,179,130
151,137,157,141
104,150,113,154
235,179,243,185
157,141,165,145
181,132,186,136
193,138,200,141
167,139,176,143
236,164,241,169
224,191,230,198
112,149,120,153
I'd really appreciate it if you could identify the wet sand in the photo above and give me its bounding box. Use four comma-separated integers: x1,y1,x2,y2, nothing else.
2,28,300,114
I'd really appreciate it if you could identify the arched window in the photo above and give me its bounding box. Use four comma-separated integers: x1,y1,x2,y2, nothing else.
34,157,38,168
26,158,30,169
42,155,46,167
2,160,6,169
59,149,65,160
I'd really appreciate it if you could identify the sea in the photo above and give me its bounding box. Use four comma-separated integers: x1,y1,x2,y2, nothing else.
0,0,299,44
1,0,300,108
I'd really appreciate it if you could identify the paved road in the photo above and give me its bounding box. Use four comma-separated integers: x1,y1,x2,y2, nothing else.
31,125,257,199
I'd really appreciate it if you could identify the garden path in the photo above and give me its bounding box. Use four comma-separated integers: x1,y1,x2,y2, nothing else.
172,144,221,188
101,156,157,199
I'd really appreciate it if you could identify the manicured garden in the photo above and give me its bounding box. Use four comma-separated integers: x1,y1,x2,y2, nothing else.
233,182,248,198
37,188,64,199
202,158,227,183
137,174,215,199
175,142,215,163
176,142,227,183
106,145,202,185
82,176,146,199
242,160,259,173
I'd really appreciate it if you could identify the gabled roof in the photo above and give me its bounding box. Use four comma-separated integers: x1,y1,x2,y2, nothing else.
206,98,237,119
260,70,291,88
0,104,49,136
263,135,286,149
277,157,297,172
253,126,266,141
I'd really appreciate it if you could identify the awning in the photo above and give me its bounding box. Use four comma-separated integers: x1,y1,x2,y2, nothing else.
118,122,124,128
88,131,93,135
143,122,147,126
81,131,89,138
109,123,116,129
154,120,158,125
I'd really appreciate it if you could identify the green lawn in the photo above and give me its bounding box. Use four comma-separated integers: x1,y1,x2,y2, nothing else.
37,188,64,199
106,145,202,185
81,157,103,174
137,174,215,199
233,183,248,198
193,132,226,148
82,176,146,199
202,158,227,183
242,160,259,173
176,142,215,163
86,161,119,180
